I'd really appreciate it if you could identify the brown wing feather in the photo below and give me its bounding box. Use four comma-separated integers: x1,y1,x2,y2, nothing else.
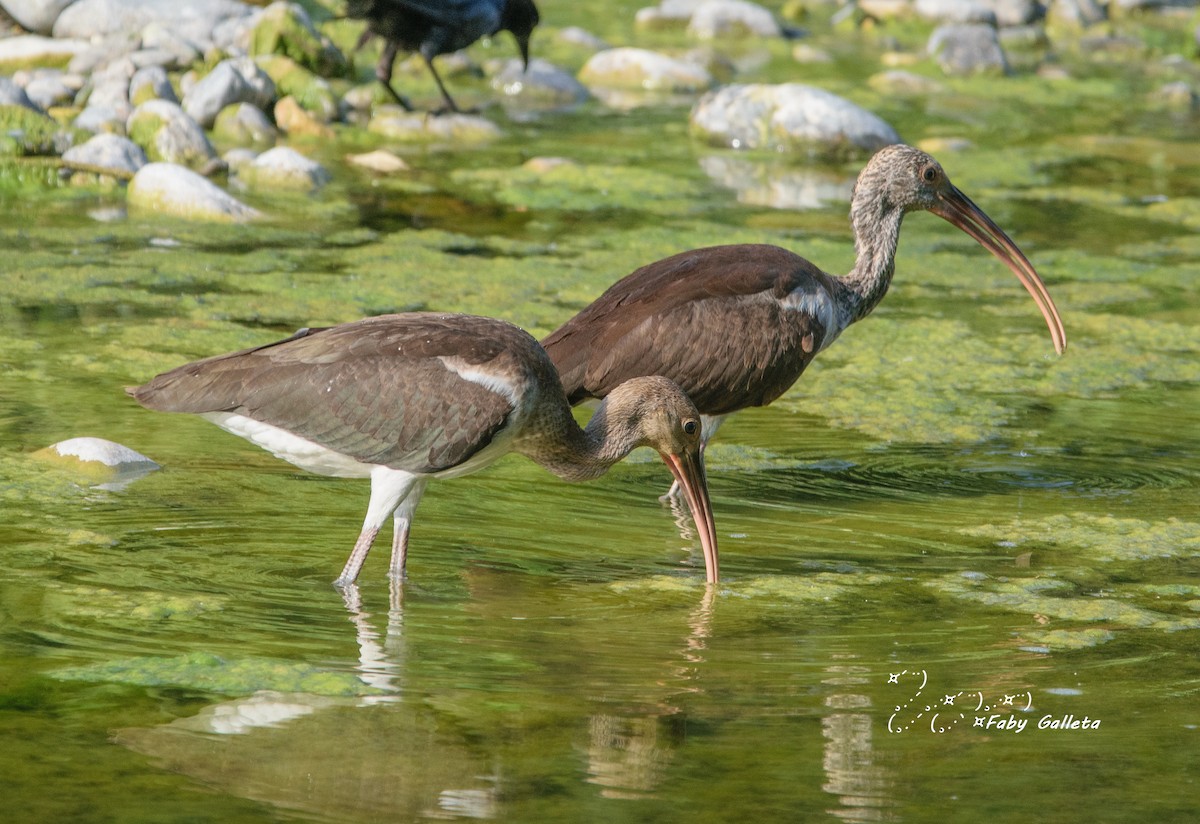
129,314,541,473
542,244,835,415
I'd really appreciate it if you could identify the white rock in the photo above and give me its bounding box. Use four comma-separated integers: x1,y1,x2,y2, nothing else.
63,133,148,174
346,149,410,173
690,83,901,156
53,0,254,52
182,57,276,130
128,162,262,222
130,65,178,105
239,146,330,191
0,34,91,68
0,77,40,111
687,0,781,38
44,437,158,469
1,0,79,35
579,47,713,92
19,70,78,109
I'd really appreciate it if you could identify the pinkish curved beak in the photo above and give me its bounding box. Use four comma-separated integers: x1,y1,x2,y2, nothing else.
662,450,719,584
931,186,1067,355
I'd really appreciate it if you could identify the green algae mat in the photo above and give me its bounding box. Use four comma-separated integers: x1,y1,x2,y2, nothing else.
2,4,1198,822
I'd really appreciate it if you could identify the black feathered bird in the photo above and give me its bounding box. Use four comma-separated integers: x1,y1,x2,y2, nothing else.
348,0,540,113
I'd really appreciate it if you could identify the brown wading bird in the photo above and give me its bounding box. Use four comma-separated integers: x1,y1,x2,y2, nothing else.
542,144,1068,498
128,314,719,585
347,0,540,113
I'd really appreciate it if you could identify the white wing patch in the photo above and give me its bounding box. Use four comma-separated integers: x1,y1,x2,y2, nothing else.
201,411,374,478
780,287,846,353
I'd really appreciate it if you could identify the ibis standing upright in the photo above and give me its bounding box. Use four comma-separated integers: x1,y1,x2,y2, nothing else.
542,145,1067,494
128,313,719,584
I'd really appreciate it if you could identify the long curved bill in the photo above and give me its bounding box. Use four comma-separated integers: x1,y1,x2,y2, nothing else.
662,451,720,584
931,186,1067,355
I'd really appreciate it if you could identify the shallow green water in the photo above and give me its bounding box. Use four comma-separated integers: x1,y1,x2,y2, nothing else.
3,5,1200,822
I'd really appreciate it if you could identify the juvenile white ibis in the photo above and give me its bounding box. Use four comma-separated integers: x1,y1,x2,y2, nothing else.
128,313,719,584
542,144,1067,495
347,0,540,113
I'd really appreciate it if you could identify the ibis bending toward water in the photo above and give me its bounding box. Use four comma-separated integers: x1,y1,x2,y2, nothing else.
542,144,1067,496
347,0,540,113
128,313,719,585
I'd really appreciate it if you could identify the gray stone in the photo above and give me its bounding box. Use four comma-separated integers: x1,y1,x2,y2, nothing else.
928,23,1009,74
579,47,713,92
62,132,148,174
73,105,128,134
140,21,203,68
212,102,277,144
0,34,90,68
0,76,40,111
19,70,77,110
982,0,1043,26
1048,0,1106,26
237,146,329,191
690,83,901,157
53,0,254,52
554,26,609,52
128,162,261,222
130,65,177,105
687,0,781,38
0,0,78,34
490,57,589,108
868,69,946,95
915,0,997,25
127,99,218,169
367,109,502,143
182,57,276,130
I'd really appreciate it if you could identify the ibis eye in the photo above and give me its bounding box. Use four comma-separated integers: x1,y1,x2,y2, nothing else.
683,420,698,436
922,166,937,183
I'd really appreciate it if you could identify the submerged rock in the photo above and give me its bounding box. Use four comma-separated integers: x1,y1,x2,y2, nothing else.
128,162,261,222
490,57,589,108
579,47,713,92
34,437,160,490
928,23,1010,75
367,109,501,143
690,83,900,156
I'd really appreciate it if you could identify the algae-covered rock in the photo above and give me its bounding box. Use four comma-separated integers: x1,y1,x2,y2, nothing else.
0,33,90,70
128,162,262,222
33,437,160,490
247,1,348,78
129,65,178,106
0,103,78,156
579,47,713,93
256,54,338,122
212,102,278,145
127,99,219,169
690,83,901,157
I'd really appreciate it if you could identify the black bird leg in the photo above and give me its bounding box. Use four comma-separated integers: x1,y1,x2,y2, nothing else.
424,56,468,114
375,40,415,111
